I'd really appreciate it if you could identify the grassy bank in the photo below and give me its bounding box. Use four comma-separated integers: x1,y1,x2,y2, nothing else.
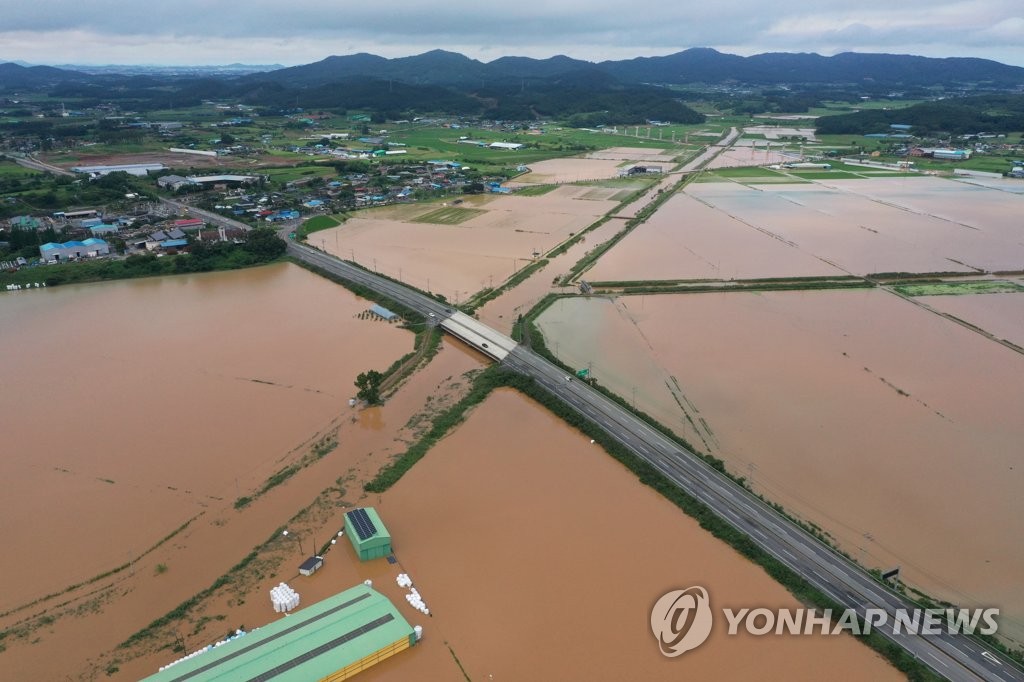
295,214,345,240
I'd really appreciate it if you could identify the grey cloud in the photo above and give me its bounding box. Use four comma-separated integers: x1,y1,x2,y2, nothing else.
0,0,1020,66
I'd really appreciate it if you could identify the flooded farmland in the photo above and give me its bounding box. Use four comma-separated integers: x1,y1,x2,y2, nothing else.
0,262,417,602
587,191,843,281
513,157,635,183
376,388,902,680
0,264,493,679
917,291,1024,350
316,185,616,298
536,291,1024,643
670,176,1024,277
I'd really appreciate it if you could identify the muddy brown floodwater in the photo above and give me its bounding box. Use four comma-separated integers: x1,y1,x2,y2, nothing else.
537,291,1024,644
316,185,615,299
0,263,491,680
916,292,1024,350
587,191,844,282
0,263,416,605
685,177,1024,275
374,388,902,680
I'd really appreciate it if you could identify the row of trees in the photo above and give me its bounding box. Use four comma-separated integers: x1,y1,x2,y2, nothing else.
817,94,1024,136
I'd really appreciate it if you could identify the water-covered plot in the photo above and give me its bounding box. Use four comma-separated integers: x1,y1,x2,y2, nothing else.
537,291,1024,641
379,388,903,681
586,192,843,282
317,185,617,298
0,263,413,611
917,291,1024,350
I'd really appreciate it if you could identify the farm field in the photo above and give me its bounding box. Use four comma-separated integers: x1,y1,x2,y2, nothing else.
585,191,844,282
916,291,1024,349
378,388,902,681
316,185,617,297
514,157,639,184
0,263,413,608
535,290,1024,642
681,176,1024,276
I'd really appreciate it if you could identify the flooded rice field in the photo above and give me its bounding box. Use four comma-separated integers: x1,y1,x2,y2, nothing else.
513,157,634,183
917,291,1024,350
705,143,795,169
376,388,901,680
0,263,413,606
317,185,615,298
743,126,817,140
102,340,488,682
536,291,1024,643
681,177,1024,275
0,265,497,680
587,192,844,281
584,145,683,162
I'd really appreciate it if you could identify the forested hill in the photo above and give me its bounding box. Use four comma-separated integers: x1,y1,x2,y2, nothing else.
816,94,1024,135
258,48,1024,89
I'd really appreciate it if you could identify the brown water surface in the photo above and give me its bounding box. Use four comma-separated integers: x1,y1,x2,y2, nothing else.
0,263,410,615
917,292,1024,349
537,291,1024,643
377,388,902,680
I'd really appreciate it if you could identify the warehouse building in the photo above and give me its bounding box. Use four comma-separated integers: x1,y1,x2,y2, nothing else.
39,238,110,262
345,507,392,561
141,584,417,682
71,163,166,177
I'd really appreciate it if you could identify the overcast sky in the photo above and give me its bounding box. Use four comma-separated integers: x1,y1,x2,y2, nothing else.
1,0,1022,67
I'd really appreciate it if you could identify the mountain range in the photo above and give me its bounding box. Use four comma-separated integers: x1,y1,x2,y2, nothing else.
3,48,1024,90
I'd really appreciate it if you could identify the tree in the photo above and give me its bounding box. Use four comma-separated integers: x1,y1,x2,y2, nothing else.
355,370,384,404
242,228,286,260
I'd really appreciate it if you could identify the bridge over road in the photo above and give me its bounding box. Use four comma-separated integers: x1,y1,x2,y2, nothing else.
286,240,1023,682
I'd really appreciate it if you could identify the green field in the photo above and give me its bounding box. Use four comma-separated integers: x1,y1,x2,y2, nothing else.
303,215,341,231
515,184,558,196
709,166,785,178
262,166,336,184
0,159,41,177
893,280,1024,297
412,207,487,225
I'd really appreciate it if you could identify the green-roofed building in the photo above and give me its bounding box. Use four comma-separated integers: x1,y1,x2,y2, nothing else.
140,584,416,682
344,507,392,561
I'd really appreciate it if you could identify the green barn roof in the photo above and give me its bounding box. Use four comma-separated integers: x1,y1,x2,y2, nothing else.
140,584,413,682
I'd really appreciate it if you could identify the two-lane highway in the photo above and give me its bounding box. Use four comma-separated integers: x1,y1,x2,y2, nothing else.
287,220,1023,682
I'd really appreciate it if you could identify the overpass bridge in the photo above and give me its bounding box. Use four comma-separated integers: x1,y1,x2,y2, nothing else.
286,218,1021,682
440,312,515,361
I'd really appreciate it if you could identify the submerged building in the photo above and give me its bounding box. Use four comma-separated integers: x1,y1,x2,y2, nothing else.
141,584,417,682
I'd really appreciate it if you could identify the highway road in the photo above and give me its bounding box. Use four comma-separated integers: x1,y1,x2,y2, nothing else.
287,238,1023,682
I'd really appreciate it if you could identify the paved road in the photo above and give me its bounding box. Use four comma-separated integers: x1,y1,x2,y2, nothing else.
157,197,255,232
286,239,1022,682
10,153,76,177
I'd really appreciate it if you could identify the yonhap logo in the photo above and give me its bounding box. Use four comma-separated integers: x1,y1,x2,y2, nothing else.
651,585,1000,660
650,586,714,657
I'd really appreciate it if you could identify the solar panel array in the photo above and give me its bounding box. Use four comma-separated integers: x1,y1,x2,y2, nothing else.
348,508,378,541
